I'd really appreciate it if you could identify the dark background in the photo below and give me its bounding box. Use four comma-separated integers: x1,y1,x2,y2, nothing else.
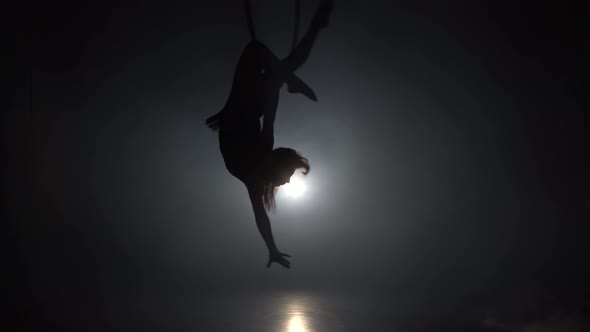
8,0,589,330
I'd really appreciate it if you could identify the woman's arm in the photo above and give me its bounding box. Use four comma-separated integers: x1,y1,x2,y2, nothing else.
246,184,291,268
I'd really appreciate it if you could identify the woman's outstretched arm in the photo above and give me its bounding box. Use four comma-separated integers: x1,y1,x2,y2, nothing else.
246,184,291,268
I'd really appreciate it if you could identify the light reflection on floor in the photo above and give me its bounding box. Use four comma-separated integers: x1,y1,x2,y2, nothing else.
282,295,312,332
287,315,308,332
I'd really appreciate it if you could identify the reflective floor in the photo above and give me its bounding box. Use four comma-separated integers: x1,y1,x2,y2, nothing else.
205,292,351,332
275,293,346,332
33,290,505,332
101,291,375,332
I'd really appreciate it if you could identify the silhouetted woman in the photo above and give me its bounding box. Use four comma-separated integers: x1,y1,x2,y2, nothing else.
206,0,332,268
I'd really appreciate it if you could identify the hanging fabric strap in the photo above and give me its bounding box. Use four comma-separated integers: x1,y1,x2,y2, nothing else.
292,0,300,50
244,0,257,41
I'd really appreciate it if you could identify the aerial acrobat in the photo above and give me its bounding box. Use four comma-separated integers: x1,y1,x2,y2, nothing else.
205,0,333,268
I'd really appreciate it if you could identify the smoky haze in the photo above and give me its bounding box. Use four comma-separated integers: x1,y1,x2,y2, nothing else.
10,1,588,331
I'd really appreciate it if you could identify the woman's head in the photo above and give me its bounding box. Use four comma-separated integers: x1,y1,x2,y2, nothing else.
261,147,310,211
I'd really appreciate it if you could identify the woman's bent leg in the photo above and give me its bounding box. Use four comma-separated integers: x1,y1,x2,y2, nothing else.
280,0,333,73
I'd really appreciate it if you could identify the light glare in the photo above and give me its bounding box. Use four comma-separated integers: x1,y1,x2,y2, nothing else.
281,173,307,198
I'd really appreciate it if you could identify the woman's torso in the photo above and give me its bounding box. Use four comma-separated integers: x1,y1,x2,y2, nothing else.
218,43,269,182
219,110,264,182
218,41,285,182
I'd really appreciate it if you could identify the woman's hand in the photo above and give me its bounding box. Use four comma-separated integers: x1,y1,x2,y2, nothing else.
267,250,291,269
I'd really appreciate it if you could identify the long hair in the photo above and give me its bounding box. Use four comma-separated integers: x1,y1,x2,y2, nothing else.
262,147,310,212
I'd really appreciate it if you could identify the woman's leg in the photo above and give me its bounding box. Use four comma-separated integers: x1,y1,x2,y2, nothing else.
279,0,333,74
256,0,332,99
254,43,317,101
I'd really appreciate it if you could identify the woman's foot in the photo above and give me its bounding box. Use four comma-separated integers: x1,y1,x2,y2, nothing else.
287,75,318,101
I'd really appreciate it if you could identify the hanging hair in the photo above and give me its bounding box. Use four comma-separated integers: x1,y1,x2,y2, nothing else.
262,147,310,211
